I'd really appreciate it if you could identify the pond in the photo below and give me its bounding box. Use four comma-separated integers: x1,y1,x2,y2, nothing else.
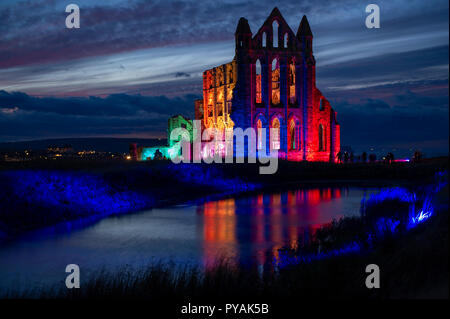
0,186,380,294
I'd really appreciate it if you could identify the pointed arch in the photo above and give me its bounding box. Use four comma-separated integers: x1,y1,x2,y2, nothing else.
255,59,262,104
289,59,296,104
262,32,267,47
288,119,296,150
284,33,288,48
271,58,280,105
318,124,325,151
257,119,263,150
272,20,279,47
254,113,268,153
271,117,280,150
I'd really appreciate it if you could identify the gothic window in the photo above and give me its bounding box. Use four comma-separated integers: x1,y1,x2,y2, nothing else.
218,106,223,117
271,58,280,105
289,60,296,104
318,124,325,151
262,32,267,47
272,21,279,48
255,59,262,104
284,33,288,48
272,118,280,150
257,119,263,150
207,73,213,89
228,67,233,83
288,120,296,150
218,69,224,86
226,101,232,117
208,92,213,106
319,98,324,110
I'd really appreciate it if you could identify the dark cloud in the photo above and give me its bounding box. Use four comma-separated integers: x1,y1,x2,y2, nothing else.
0,90,198,117
0,91,199,141
1,0,447,69
335,91,449,157
174,72,191,78
0,89,447,156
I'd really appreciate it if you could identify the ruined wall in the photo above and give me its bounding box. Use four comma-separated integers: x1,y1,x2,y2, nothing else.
195,7,340,162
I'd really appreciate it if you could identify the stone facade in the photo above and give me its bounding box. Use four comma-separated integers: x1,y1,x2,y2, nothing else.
195,7,340,162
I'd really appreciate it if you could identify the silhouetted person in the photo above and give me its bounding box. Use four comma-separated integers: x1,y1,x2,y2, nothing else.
413,150,423,162
336,151,343,163
154,149,163,160
343,151,349,163
350,152,354,163
385,152,394,164
369,153,376,163
362,152,367,163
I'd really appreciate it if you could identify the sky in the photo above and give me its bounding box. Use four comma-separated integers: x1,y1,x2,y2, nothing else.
0,0,448,157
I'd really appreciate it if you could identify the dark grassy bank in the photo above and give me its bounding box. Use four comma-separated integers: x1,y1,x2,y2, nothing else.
0,163,254,241
0,157,447,242
1,156,448,183
9,181,448,300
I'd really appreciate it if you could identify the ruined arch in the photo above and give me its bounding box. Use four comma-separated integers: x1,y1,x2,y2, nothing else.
271,58,280,105
272,117,280,150
269,113,283,151
255,59,262,104
288,115,301,151
254,113,268,152
318,123,325,151
288,58,296,104
272,20,279,47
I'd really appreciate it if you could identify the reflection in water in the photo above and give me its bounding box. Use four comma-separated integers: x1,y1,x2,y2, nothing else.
198,188,346,268
0,186,368,293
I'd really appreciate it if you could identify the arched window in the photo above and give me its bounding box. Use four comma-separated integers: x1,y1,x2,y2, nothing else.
257,119,263,150
284,33,288,48
318,124,324,151
289,60,296,104
319,98,324,110
271,58,280,105
272,21,279,48
272,118,280,150
255,59,262,104
262,32,267,47
288,120,296,150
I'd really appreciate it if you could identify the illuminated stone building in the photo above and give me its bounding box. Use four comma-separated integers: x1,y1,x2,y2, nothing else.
138,114,193,160
195,7,340,162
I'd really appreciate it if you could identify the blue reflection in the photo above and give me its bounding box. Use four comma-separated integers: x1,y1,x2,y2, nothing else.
275,171,448,269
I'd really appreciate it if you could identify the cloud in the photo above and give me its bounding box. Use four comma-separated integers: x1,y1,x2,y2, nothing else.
0,91,199,141
0,106,19,114
334,90,449,156
175,72,191,78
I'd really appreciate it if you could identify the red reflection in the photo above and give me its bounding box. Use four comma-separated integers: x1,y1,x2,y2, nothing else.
199,188,344,269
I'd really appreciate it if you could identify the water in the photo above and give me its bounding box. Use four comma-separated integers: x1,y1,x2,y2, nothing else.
0,187,377,294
